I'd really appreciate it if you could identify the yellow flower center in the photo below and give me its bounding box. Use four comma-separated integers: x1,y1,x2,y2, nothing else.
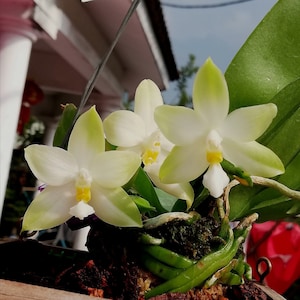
142,141,160,166
206,130,223,164
206,151,223,164
76,168,92,203
76,187,91,203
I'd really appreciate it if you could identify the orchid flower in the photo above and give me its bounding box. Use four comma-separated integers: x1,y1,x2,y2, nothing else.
103,79,194,208
22,106,142,232
154,58,285,198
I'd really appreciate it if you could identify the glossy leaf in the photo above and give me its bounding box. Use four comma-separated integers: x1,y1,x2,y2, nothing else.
154,188,178,212
53,104,77,148
228,81,300,221
225,0,300,111
226,0,300,221
129,195,156,214
131,167,167,215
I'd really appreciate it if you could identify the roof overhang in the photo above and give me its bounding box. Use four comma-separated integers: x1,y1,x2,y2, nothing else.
28,0,178,100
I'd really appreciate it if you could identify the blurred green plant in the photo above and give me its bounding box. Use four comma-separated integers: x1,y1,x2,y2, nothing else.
175,54,198,107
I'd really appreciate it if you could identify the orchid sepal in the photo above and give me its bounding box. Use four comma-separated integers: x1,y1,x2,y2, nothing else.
193,57,229,127
68,106,105,168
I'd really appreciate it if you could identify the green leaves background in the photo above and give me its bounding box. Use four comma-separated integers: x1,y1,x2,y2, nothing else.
225,0,300,221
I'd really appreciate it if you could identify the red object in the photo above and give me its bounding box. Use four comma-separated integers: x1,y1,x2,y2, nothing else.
247,221,300,294
17,80,44,134
17,103,31,134
22,79,44,105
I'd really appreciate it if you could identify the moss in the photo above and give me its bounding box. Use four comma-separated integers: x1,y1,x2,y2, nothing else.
145,216,221,260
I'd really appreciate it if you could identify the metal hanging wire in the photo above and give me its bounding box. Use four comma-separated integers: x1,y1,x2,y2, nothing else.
61,0,141,148
71,0,142,126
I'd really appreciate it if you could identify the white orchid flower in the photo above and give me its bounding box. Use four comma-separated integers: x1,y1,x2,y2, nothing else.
103,79,194,208
154,58,285,198
22,106,142,232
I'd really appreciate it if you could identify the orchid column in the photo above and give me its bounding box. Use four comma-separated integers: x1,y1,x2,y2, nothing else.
0,0,37,220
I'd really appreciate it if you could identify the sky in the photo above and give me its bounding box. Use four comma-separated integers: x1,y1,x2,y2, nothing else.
161,0,277,103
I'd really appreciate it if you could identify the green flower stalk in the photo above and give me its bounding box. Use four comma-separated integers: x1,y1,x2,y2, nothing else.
22,106,142,232
155,58,285,198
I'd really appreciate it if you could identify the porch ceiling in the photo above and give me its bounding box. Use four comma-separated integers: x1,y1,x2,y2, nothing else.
28,0,178,100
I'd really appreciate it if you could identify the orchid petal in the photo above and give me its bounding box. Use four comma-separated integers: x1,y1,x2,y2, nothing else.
68,106,105,168
90,151,140,188
90,185,142,227
155,105,204,145
22,184,75,231
203,164,230,198
223,140,285,177
193,58,229,127
117,144,144,156
103,110,146,147
134,79,163,134
159,142,208,183
160,134,174,153
69,200,95,220
221,103,278,141
24,145,77,186
145,161,194,208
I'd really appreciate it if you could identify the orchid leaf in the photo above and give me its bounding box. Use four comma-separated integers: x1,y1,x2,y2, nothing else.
287,202,300,216
225,0,300,222
131,167,167,215
130,195,156,214
154,188,178,212
250,201,295,223
53,104,77,148
228,81,300,221
225,0,300,111
172,199,188,212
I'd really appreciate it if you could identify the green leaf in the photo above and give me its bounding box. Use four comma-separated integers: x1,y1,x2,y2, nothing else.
229,97,300,221
130,195,156,214
249,201,295,223
225,0,300,221
287,201,300,215
172,199,188,212
53,104,77,148
228,81,300,221
154,188,178,212
131,167,167,215
259,81,300,170
225,0,300,111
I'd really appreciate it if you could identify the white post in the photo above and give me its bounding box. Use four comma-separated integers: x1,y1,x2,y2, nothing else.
0,0,36,221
